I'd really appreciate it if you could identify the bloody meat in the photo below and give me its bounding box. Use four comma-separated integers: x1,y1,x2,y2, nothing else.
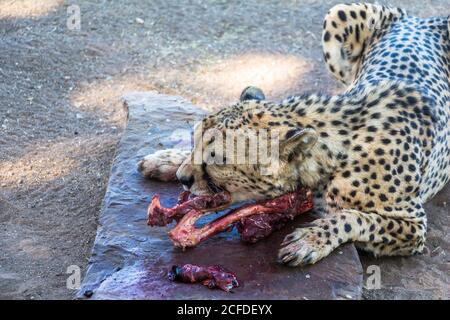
167,264,239,292
147,191,232,226
147,188,313,248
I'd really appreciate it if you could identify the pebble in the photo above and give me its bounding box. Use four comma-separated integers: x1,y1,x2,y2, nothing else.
83,290,93,298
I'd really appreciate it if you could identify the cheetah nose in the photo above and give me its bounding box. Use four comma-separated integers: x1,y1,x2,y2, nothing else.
178,175,194,189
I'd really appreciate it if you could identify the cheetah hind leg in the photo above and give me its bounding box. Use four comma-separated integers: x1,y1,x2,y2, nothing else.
322,3,406,86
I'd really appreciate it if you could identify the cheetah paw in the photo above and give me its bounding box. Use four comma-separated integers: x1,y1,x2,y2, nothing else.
137,149,189,181
277,227,332,267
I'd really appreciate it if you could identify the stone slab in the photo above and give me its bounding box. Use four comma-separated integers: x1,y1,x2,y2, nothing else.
77,92,363,300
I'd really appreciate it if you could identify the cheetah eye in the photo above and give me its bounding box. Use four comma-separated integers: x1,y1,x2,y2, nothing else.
211,151,215,158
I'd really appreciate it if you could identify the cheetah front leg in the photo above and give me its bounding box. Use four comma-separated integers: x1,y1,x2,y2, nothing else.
137,149,190,181
278,209,426,266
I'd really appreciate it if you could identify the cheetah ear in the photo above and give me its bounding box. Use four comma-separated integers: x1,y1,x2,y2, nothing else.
280,128,318,159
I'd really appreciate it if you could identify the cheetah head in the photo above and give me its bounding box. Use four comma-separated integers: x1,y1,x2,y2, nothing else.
176,90,319,205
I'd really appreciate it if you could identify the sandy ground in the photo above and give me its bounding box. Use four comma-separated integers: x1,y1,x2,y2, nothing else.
0,0,448,299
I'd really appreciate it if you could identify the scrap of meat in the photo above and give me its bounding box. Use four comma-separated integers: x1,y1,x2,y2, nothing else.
237,213,304,244
167,264,239,292
236,188,313,243
147,191,231,226
148,188,313,248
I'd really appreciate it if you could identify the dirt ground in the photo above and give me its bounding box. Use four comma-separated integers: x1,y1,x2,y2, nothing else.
0,0,448,299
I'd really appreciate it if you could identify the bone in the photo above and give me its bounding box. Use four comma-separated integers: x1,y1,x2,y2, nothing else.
167,189,313,248
147,191,232,227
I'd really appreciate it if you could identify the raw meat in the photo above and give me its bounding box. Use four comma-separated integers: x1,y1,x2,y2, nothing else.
148,188,313,248
167,264,239,292
147,191,231,226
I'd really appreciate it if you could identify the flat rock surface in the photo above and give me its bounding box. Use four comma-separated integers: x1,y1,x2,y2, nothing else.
77,92,363,300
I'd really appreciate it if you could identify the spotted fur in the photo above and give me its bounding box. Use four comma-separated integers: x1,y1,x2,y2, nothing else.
140,3,450,266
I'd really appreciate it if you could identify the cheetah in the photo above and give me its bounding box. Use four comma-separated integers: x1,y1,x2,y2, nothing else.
139,3,450,266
